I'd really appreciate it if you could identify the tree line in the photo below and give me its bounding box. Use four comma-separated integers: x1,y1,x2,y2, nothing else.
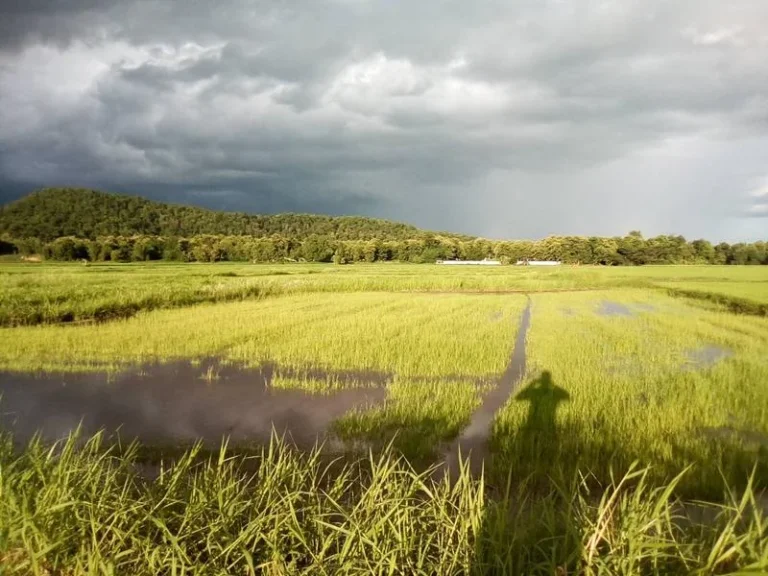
0,188,765,265
2,232,766,265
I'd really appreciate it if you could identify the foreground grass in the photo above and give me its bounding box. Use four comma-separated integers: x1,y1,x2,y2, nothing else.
2,262,766,327
0,432,765,575
492,290,768,498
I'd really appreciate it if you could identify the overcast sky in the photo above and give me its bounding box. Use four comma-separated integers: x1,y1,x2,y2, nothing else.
1,0,767,241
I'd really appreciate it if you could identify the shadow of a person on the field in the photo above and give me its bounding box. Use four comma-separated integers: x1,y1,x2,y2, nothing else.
514,370,570,467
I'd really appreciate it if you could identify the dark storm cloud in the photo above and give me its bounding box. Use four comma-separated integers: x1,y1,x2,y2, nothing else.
1,0,767,240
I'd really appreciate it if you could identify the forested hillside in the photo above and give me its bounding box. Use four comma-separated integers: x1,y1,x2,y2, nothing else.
0,188,446,242
0,188,766,264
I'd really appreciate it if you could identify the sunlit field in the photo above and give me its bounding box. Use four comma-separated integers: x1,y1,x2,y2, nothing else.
492,290,768,497
0,292,524,374
1,261,766,326
1,262,766,574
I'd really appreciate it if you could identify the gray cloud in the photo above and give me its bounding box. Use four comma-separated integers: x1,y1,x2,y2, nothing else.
1,0,767,240
745,179,768,218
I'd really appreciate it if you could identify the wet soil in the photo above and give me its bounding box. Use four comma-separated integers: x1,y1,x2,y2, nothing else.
700,425,768,449
440,297,532,477
684,345,732,369
0,360,387,449
596,300,634,317
402,288,605,296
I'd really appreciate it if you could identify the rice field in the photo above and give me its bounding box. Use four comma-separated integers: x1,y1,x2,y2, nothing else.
1,261,765,326
492,290,768,497
0,292,524,374
0,262,767,574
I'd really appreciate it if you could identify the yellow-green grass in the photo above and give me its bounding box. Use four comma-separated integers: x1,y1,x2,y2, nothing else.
2,262,767,326
2,432,766,575
333,378,487,460
0,292,525,377
660,281,768,304
271,372,383,394
0,262,289,326
601,264,768,282
491,289,768,497
0,261,621,327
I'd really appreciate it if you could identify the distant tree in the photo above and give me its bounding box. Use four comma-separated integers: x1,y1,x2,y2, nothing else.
13,238,42,256
333,245,349,265
43,237,89,261
85,240,102,261
589,237,620,265
110,242,132,262
162,237,186,261
728,243,749,265
691,239,715,264
363,240,378,263
132,237,163,261
618,234,647,265
755,241,768,264
347,241,366,263
189,235,223,262
300,234,334,262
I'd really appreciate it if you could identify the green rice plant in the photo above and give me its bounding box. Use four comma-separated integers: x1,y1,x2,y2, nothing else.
0,262,288,326
0,293,524,375
491,289,768,498
665,286,768,315
200,365,220,383
333,378,484,461
2,262,767,327
270,372,367,394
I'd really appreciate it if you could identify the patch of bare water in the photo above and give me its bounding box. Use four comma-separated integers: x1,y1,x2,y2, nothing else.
684,345,732,370
596,300,634,317
0,360,387,449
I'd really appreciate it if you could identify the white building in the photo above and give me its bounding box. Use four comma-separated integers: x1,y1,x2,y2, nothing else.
437,259,501,266
515,260,561,266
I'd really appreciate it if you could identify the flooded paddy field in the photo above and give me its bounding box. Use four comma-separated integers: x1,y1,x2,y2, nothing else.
492,289,768,497
1,263,767,573
0,292,528,463
0,360,387,449
1,284,765,490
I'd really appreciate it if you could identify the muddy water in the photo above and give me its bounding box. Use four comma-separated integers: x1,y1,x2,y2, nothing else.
0,360,386,448
701,425,768,449
596,300,634,317
684,345,732,369
440,297,532,477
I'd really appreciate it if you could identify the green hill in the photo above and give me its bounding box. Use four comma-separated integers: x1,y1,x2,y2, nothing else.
0,188,459,242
